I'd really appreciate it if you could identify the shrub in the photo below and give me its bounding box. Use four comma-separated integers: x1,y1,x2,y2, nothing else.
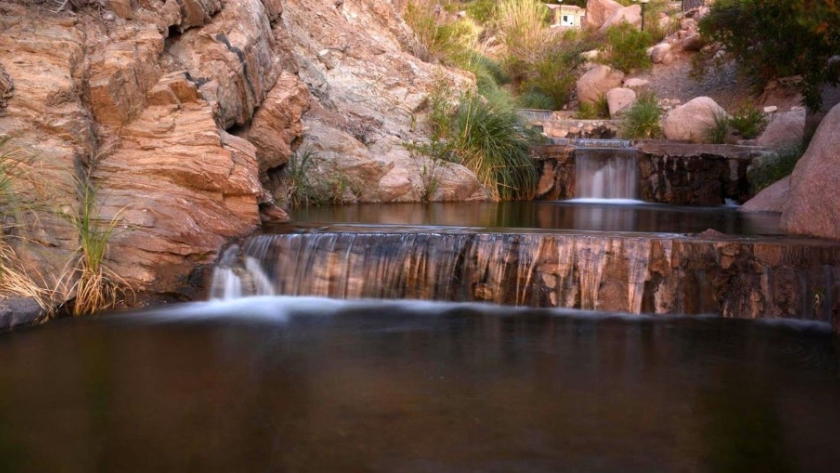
519,43,581,110
729,107,768,139
600,23,653,73
697,0,840,110
748,145,805,192
466,0,498,24
577,94,610,120
497,0,550,64
621,90,662,139
517,90,556,110
404,1,480,66
451,92,539,200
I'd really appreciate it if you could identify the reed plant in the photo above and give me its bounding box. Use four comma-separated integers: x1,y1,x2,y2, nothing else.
706,113,731,144
496,0,550,65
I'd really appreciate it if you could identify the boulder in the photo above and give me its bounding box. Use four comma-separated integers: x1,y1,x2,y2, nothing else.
576,65,624,105
599,5,641,32
780,102,840,239
650,43,672,64
756,107,806,150
605,87,636,118
740,177,789,213
663,97,728,143
585,0,624,29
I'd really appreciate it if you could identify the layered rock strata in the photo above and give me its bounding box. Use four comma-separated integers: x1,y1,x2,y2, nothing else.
0,0,480,305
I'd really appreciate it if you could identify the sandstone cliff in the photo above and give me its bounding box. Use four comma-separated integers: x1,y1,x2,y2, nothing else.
0,0,481,301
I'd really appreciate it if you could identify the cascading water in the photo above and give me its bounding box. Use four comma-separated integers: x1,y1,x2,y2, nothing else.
572,139,639,201
210,229,840,322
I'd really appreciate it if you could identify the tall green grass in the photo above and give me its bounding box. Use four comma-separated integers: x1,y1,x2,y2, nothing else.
451,93,538,200
600,23,653,73
748,145,805,192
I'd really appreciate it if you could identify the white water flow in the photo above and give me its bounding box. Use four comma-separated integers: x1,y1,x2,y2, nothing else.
574,145,639,201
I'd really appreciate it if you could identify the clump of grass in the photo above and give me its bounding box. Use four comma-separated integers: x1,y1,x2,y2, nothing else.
621,90,662,139
451,92,539,200
405,0,481,66
748,145,806,192
517,90,556,110
729,106,768,139
466,0,498,24
56,175,129,316
277,147,350,208
519,43,581,110
599,23,653,74
706,113,731,144
496,0,550,65
0,138,53,312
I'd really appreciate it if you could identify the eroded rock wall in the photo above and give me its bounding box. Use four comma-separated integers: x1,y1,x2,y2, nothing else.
0,0,480,301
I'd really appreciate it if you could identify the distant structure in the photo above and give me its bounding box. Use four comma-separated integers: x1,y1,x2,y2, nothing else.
546,3,585,28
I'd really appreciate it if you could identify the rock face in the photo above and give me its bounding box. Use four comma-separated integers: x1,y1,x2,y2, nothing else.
0,1,482,302
663,97,728,143
576,65,624,105
781,102,840,239
585,0,623,29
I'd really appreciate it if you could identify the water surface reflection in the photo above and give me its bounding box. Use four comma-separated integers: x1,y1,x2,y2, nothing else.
0,299,837,472
290,201,780,235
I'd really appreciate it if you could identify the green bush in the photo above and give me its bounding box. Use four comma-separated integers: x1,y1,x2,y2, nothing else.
519,44,580,110
748,145,805,192
729,107,768,139
497,0,550,64
697,0,840,110
600,23,653,73
621,90,662,139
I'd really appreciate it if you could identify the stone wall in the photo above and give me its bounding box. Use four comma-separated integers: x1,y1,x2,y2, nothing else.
534,141,770,205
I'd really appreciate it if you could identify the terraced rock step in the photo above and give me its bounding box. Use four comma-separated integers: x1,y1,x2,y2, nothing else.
215,230,840,332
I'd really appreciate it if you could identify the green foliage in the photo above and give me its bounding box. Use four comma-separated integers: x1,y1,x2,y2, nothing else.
621,90,662,139
577,95,610,120
599,23,653,73
729,107,768,139
519,43,581,110
706,113,731,144
697,0,840,110
748,145,806,192
517,90,556,110
405,1,481,65
451,92,539,200
466,0,498,24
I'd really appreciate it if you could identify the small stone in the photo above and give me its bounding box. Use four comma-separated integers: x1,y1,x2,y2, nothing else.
763,106,778,114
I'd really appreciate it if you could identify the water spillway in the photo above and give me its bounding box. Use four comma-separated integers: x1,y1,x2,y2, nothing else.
572,140,639,200
213,224,840,326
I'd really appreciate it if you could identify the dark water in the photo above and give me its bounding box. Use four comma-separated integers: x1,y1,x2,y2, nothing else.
1,298,839,472
288,201,780,235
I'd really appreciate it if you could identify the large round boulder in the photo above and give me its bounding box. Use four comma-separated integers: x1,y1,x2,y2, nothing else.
780,102,840,239
576,64,624,105
663,96,728,143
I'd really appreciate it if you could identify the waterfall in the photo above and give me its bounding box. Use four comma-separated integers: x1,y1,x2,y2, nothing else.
209,230,840,322
574,143,639,200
